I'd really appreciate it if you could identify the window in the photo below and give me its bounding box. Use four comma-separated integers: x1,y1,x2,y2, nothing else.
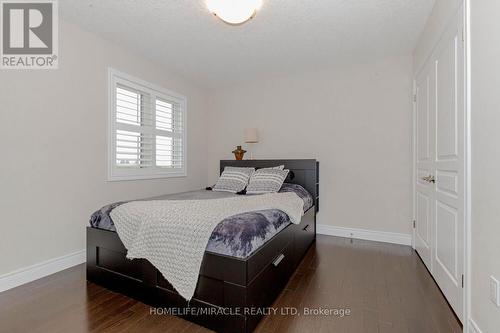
108,68,186,180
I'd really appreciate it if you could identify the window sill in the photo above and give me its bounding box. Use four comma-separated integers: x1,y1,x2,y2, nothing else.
107,172,187,182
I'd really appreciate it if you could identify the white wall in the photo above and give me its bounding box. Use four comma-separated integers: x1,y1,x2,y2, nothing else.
207,56,413,235
0,20,209,276
470,0,500,331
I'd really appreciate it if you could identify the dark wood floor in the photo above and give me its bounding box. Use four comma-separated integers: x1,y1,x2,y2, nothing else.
0,235,462,333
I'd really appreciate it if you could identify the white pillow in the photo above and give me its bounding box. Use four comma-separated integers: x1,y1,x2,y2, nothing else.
246,169,289,194
213,167,254,193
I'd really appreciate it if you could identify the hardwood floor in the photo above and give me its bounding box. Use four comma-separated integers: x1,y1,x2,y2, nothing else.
0,235,462,333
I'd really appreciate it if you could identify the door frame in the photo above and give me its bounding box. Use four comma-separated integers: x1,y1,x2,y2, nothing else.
410,1,471,327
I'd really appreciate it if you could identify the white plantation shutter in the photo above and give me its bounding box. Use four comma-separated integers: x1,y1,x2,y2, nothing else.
155,97,184,169
108,69,186,180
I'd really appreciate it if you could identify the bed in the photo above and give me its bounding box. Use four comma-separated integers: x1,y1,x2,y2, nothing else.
86,159,319,333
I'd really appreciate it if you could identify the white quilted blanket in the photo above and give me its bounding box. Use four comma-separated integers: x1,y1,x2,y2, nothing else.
110,192,304,301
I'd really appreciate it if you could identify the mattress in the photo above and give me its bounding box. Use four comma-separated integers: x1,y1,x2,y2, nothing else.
89,183,313,259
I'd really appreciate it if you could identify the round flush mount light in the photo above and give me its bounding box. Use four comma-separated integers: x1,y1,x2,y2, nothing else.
207,0,263,25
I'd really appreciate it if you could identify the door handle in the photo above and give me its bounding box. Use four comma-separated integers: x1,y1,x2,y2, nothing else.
421,175,436,183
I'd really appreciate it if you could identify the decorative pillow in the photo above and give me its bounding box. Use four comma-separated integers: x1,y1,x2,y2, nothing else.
246,169,289,194
213,167,255,193
272,165,285,170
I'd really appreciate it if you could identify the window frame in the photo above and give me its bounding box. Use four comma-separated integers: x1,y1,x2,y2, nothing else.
107,68,187,181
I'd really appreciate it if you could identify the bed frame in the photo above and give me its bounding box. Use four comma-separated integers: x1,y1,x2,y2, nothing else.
86,159,319,333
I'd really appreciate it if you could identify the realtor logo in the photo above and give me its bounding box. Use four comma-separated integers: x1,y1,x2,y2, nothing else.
1,0,58,69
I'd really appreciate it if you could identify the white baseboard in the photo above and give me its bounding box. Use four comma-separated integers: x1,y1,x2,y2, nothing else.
0,249,86,292
468,318,482,333
316,224,412,246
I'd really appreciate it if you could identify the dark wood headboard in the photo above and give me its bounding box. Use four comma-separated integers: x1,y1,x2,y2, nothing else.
220,159,319,212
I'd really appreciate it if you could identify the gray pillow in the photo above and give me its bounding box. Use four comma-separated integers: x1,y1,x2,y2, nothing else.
213,167,255,193
246,169,289,194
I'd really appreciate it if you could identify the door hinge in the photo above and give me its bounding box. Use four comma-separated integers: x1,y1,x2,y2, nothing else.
461,274,464,288
413,220,416,229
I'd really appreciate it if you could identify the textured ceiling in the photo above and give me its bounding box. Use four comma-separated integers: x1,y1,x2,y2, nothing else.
60,0,435,89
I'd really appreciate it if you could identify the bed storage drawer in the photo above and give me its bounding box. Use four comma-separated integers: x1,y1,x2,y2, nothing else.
88,227,148,282
244,241,295,332
87,228,156,302
294,207,315,264
246,224,294,284
96,248,145,281
156,273,228,306
246,240,294,308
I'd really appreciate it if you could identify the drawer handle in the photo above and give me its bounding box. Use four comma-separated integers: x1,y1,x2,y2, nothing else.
303,224,310,231
273,254,285,267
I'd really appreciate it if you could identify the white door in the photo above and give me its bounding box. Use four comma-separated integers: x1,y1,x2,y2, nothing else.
413,7,465,322
415,63,434,271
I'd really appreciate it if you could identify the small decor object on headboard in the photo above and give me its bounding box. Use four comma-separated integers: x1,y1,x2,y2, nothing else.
232,146,247,160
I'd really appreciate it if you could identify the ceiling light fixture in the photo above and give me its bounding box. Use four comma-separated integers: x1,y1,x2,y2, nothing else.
207,0,263,25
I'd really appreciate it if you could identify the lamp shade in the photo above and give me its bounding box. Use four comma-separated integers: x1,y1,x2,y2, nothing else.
244,128,259,143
